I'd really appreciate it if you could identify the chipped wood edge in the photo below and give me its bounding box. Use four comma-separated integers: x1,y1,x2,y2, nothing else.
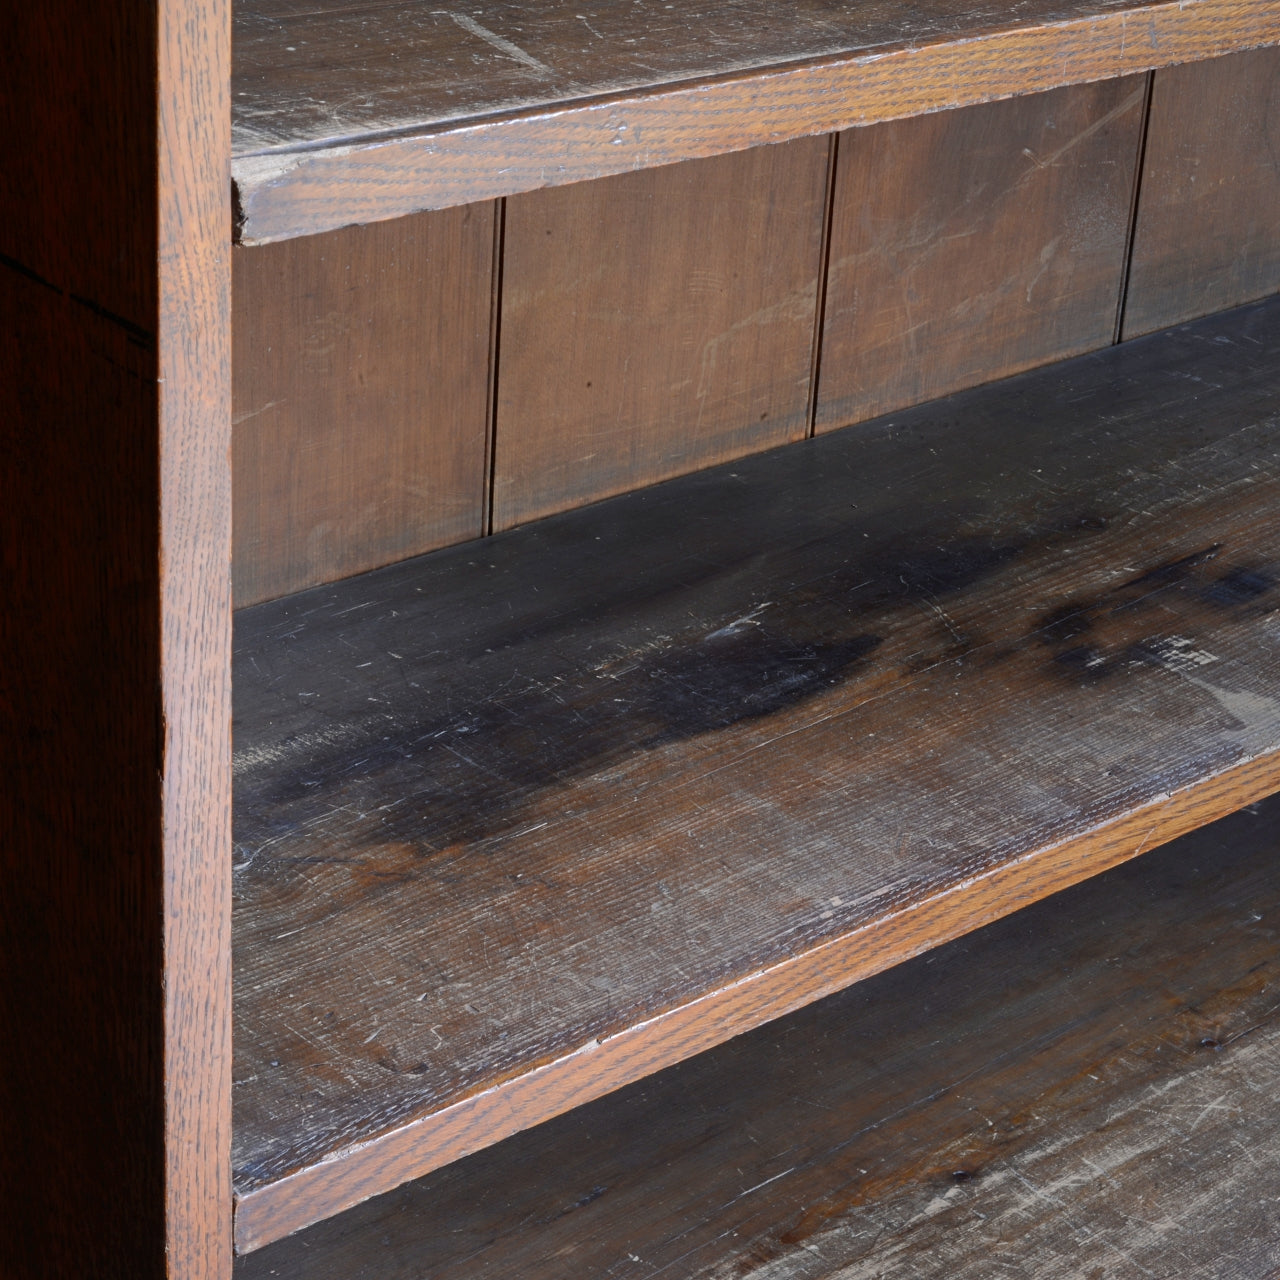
232,0,1280,243
233,747,1280,1251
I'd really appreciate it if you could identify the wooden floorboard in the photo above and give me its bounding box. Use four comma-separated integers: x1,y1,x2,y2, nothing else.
236,790,1280,1277
232,295,1280,1248
230,0,1280,241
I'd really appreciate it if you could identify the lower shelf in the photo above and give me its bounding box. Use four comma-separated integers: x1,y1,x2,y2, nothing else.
232,294,1280,1249
237,790,1280,1277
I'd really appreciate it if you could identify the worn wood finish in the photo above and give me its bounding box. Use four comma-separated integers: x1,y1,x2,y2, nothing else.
232,296,1280,1249
494,141,828,530
232,206,494,606
1122,46,1280,339
239,794,1280,1279
231,0,1280,243
1,0,232,1276
817,79,1144,431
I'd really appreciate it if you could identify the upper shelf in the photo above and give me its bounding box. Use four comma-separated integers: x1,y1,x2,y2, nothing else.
232,0,1280,242
232,295,1280,1252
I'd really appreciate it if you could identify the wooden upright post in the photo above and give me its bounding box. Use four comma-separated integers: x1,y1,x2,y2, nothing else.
1,0,232,1275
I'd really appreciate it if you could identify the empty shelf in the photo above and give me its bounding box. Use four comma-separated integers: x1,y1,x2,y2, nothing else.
237,792,1280,1277
231,0,1280,242
232,294,1280,1249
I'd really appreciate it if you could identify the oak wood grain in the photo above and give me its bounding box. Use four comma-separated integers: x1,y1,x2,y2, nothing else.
1,0,232,1275
231,0,1280,242
238,795,1280,1278
232,205,495,605
816,79,1144,430
232,296,1280,1249
493,140,829,530
1121,45,1280,338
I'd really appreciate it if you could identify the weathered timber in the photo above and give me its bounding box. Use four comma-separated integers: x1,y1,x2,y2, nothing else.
817,78,1144,429
231,0,1280,242
495,138,829,530
1,0,233,1275
232,204,496,606
237,794,1280,1278
1122,44,1280,338
232,295,1280,1249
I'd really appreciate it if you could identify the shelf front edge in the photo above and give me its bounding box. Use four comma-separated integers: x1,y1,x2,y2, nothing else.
233,746,1280,1252
231,0,1280,244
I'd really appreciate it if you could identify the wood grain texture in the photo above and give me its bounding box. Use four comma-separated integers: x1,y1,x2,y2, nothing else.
230,0,1280,243
232,206,494,606
238,794,1280,1279
493,141,828,531
232,296,1280,1249
0,0,232,1275
816,79,1144,431
1122,45,1280,339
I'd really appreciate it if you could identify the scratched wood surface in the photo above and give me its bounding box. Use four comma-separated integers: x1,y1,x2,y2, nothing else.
495,139,829,530
1121,45,1280,339
231,0,1280,241
231,295,1280,1249
232,204,495,606
816,79,1144,431
1,0,232,1275
237,793,1280,1278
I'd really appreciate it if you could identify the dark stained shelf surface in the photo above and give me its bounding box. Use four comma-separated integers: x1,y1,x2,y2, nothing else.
232,295,1280,1249
238,793,1280,1279
231,0,1280,241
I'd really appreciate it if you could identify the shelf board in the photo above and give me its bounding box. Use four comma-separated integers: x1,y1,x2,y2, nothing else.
237,792,1280,1278
231,0,1280,243
232,295,1280,1251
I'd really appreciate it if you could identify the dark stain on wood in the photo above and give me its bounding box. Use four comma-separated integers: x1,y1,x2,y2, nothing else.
230,295,1280,1242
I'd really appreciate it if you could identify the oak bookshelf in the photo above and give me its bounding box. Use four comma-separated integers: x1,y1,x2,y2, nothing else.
4,1,1279,1275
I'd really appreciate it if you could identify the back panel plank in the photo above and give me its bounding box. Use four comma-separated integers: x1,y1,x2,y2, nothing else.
494,139,830,531
1122,45,1280,338
817,78,1144,431
232,205,494,606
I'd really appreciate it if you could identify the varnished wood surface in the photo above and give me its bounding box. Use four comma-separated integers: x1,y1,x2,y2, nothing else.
495,140,828,530
817,79,1144,430
232,205,495,605
1,0,232,1275
239,794,1280,1278
232,296,1280,1248
1122,45,1280,338
231,0,1280,242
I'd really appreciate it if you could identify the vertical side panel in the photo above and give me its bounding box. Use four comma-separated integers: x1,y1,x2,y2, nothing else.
1,0,232,1276
232,205,494,606
1121,46,1280,339
161,0,234,1273
494,139,830,531
816,78,1146,432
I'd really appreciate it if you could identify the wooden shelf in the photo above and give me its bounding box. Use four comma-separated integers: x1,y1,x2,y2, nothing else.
237,791,1280,1278
231,0,1280,242
231,294,1280,1251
